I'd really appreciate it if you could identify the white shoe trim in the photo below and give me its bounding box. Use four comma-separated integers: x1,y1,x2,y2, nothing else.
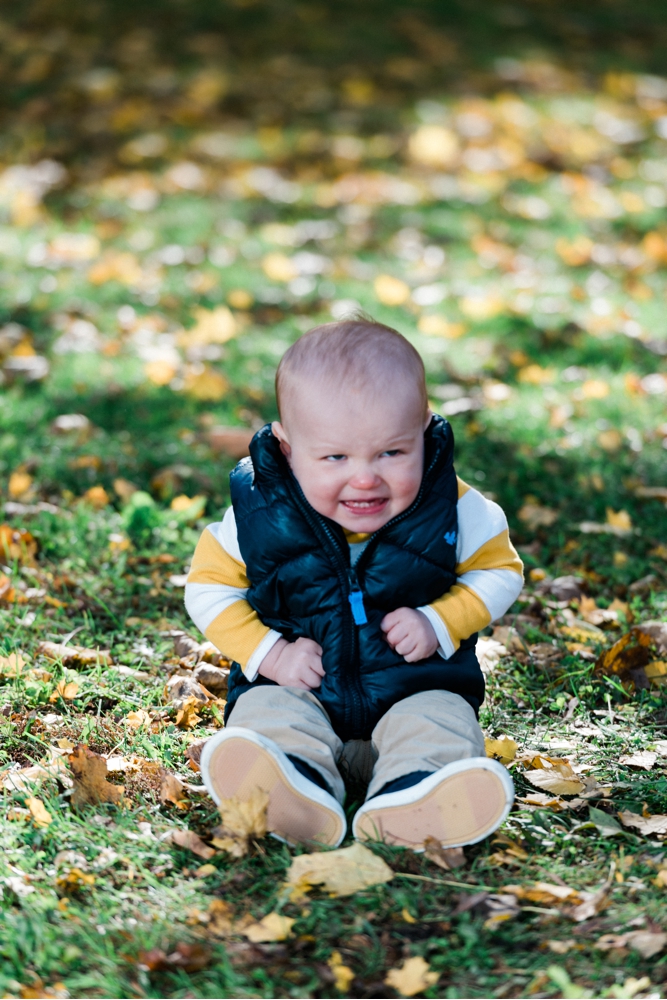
352,756,514,849
200,726,347,847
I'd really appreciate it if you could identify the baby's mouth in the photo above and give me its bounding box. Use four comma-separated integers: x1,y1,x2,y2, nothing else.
341,498,388,515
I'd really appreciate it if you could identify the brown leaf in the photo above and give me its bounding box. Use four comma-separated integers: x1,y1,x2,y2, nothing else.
159,768,188,808
175,696,203,729
49,680,79,702
38,641,112,667
25,796,52,827
423,836,466,870
597,931,667,959
619,750,657,770
170,828,215,860
138,942,212,973
68,744,124,808
208,425,253,459
524,763,585,796
0,524,38,564
210,788,269,857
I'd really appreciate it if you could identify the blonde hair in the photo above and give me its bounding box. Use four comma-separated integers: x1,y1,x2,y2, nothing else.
275,316,428,419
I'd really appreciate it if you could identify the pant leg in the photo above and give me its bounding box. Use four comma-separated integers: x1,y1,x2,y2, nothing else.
227,686,346,803
367,690,485,800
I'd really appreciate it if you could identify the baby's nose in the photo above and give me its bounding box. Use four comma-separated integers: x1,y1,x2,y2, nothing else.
349,468,381,489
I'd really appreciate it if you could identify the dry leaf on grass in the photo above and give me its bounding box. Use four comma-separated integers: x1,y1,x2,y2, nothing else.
38,641,112,667
517,792,568,810
328,951,355,993
68,744,124,808
124,708,152,729
137,942,212,973
26,796,52,827
0,652,26,676
423,836,466,869
619,750,657,769
284,842,394,900
240,912,295,943
56,867,95,891
484,735,517,764
524,763,585,796
159,768,188,808
49,680,79,702
384,955,439,997
597,931,667,959
169,828,215,860
618,810,667,837
175,696,203,729
210,788,269,857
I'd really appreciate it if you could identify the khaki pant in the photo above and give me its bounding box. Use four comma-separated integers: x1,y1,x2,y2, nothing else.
227,686,485,802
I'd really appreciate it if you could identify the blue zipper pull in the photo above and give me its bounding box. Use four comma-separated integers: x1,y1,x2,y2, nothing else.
347,569,368,625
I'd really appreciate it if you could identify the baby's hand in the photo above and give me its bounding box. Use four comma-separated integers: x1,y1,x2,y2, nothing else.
381,607,439,663
258,637,325,689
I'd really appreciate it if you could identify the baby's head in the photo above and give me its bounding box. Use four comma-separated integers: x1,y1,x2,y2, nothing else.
272,317,431,533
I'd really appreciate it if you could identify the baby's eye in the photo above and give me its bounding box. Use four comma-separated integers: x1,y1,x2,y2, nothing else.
324,454,346,462
381,449,402,457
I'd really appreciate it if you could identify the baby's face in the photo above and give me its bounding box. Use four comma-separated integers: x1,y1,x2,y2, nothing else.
272,380,429,534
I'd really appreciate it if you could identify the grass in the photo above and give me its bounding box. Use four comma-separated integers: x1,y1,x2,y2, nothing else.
1,0,667,996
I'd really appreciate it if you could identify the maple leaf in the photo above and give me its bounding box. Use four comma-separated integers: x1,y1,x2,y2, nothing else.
484,735,517,764
384,956,439,997
49,680,79,702
210,788,269,857
175,696,203,729
283,842,394,899
68,744,124,808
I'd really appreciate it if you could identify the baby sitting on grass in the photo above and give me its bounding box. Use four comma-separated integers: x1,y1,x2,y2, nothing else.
185,317,523,849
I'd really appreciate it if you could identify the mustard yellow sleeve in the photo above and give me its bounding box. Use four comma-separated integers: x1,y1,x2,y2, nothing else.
185,523,276,674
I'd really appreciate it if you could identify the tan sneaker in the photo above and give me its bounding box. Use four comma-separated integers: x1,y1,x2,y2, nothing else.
352,758,513,849
200,727,346,848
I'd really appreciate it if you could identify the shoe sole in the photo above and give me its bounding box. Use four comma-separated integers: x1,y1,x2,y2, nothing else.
201,730,345,848
354,761,512,849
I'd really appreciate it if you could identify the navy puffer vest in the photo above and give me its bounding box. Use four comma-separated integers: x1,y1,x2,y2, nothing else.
226,415,484,741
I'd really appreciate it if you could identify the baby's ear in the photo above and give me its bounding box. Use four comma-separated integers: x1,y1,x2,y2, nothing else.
271,421,292,459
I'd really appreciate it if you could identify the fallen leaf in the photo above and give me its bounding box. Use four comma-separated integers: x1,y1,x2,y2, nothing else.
49,680,79,702
124,708,152,729
588,806,623,836
137,942,212,973
241,912,295,943
159,768,188,808
618,810,667,837
619,750,657,769
328,950,355,993
606,508,632,531
184,306,236,345
68,744,124,808
284,841,393,898
517,792,568,811
545,938,577,954
485,735,517,764
25,796,52,827
597,930,667,959
183,366,228,401
0,524,38,563
38,642,112,667
194,863,217,878
525,764,585,796
384,956,439,997
210,788,269,857
56,867,95,891
517,502,558,530
169,828,215,860
0,652,26,676
423,836,466,870
374,273,410,306
175,696,203,729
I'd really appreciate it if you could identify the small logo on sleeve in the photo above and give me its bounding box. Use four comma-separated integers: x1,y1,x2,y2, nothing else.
444,531,457,545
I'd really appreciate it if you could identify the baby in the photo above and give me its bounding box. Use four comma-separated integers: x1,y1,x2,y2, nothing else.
185,318,523,849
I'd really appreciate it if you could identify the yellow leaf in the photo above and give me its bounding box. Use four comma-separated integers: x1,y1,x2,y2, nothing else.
417,315,466,338
183,367,228,401
401,907,417,924
517,364,556,385
385,956,439,997
485,735,517,765
262,253,298,282
517,503,558,530
525,766,585,796
124,709,152,729
654,869,667,888
175,696,202,729
50,680,79,702
459,293,505,321
8,471,33,498
581,379,610,399
211,788,269,857
408,125,460,168
374,274,410,306
606,508,632,531
185,306,236,346
195,863,217,877
26,797,52,827
227,288,253,309
83,485,110,508
170,495,207,521
328,951,355,992
145,360,178,386
284,841,393,898
242,912,295,943
0,652,26,676
645,661,667,683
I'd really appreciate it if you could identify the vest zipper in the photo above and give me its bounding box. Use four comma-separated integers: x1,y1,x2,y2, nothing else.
285,477,367,736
